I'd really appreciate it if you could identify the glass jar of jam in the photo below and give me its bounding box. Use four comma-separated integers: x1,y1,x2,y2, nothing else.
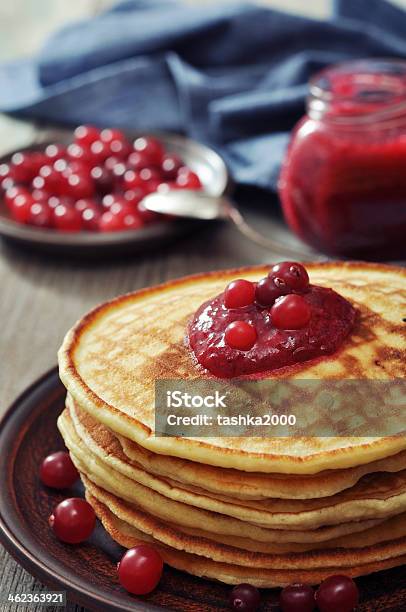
278,59,406,260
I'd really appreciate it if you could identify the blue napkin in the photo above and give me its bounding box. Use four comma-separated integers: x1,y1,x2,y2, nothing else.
1,0,406,192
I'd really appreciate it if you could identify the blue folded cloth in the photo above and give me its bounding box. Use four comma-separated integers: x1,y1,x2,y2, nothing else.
1,0,406,192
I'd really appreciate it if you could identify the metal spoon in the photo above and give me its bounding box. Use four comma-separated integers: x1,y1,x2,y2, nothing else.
142,190,318,259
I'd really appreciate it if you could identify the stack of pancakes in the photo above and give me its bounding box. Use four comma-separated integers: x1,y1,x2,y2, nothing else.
58,262,406,587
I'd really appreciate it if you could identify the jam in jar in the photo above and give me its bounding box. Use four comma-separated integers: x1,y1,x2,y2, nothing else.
279,59,406,260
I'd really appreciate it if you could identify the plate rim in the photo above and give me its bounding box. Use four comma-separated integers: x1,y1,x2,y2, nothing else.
0,367,165,612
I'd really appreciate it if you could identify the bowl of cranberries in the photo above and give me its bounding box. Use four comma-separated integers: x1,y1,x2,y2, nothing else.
0,126,228,254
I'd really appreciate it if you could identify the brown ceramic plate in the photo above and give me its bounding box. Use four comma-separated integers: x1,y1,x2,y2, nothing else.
0,368,405,611
0,131,229,257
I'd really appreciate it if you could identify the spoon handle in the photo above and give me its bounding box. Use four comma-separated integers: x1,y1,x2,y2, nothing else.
226,204,323,260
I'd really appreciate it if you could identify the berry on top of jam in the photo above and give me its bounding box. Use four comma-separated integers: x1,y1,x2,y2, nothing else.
188,262,356,378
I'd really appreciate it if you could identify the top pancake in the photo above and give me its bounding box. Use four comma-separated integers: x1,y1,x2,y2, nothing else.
58,262,406,474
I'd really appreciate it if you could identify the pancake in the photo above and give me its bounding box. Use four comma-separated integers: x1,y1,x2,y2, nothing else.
79,475,406,572
70,395,406,501
58,262,406,474
88,494,406,587
59,408,406,532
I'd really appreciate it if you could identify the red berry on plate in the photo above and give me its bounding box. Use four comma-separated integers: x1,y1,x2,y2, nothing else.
270,261,309,293
229,583,261,611
53,204,83,232
315,575,359,612
11,152,44,183
127,151,152,170
31,188,50,203
89,140,110,163
255,276,286,307
39,164,66,194
224,279,255,309
28,201,52,228
75,198,98,213
90,166,113,194
161,153,183,179
271,294,311,330
104,155,121,172
4,186,29,209
67,143,94,167
45,144,66,161
74,124,100,146
65,173,95,199
111,162,128,182
49,497,96,544
10,192,34,223
81,206,101,231
40,451,79,489
123,188,144,205
118,545,163,595
133,136,164,166
280,583,315,612
99,210,124,232
108,138,132,158
225,321,257,351
100,128,125,144
176,168,201,190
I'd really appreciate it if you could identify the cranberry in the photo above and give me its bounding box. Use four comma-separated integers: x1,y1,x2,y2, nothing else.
89,140,110,164
229,583,261,611
107,138,132,158
270,262,309,293
48,195,73,209
31,189,50,203
65,173,95,199
128,151,152,170
90,166,113,194
45,144,66,161
75,198,98,213
81,207,101,231
123,169,143,191
224,279,255,309
271,294,311,330
1,176,15,193
123,188,144,205
49,497,95,544
39,165,66,193
104,155,122,172
101,193,118,209
40,451,79,489
28,202,52,228
225,321,257,351
255,276,286,307
99,210,125,232
100,128,125,144
4,186,30,209
161,153,183,179
65,160,92,177
53,204,83,232
11,152,44,183
74,124,100,146
118,545,163,595
133,136,164,166
176,168,201,190
67,143,94,167
53,158,69,174
316,575,359,612
111,162,128,182
10,193,34,223
280,584,315,612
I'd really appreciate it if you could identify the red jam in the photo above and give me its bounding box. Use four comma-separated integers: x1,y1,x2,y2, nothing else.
279,59,406,260
189,263,355,378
